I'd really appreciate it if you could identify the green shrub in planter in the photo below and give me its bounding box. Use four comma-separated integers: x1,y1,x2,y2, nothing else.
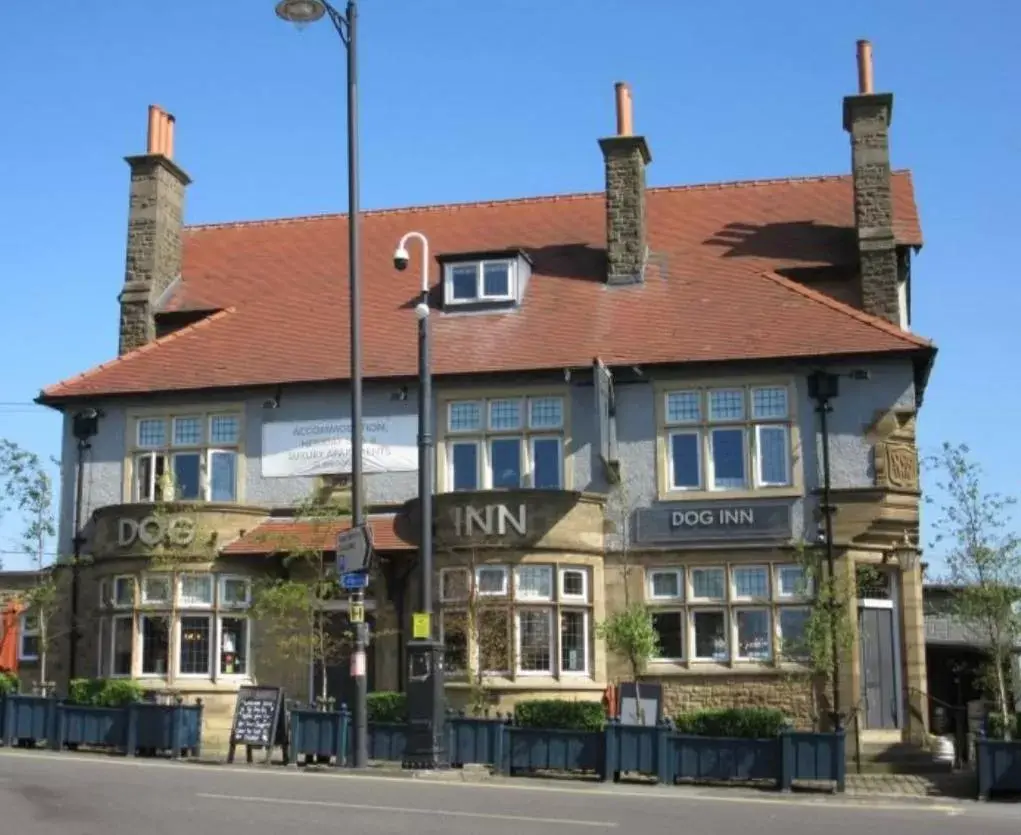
515,699,605,731
367,691,407,723
986,713,1021,741
0,670,19,696
673,707,788,739
68,678,143,707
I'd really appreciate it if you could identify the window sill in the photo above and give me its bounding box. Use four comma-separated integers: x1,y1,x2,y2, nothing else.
658,486,802,503
445,677,604,691
645,660,813,677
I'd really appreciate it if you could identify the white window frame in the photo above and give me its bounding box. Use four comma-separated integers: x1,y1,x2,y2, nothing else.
730,565,770,603
662,384,795,496
110,613,134,678
96,617,109,677
647,568,684,601
649,609,686,662
689,566,726,603
218,575,252,609
475,565,509,598
559,567,588,603
141,574,172,606
732,607,773,662
776,606,812,661
439,568,469,603
176,613,214,678
444,396,566,492
667,430,703,491
474,608,512,677
18,612,40,662
178,574,214,608
216,614,252,678
775,564,812,600
514,565,553,601
138,613,172,678
515,607,555,676
112,575,135,609
443,259,517,306
130,411,241,504
98,578,109,607
690,608,730,662
558,609,590,676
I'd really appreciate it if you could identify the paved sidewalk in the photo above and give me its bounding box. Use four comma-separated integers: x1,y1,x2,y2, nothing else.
845,772,976,800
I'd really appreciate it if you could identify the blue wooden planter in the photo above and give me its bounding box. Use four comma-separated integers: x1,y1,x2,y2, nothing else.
59,704,129,751
133,703,203,758
608,721,671,780
667,733,779,784
502,726,605,777
782,730,845,791
3,695,57,748
446,714,505,767
291,707,348,766
365,722,407,761
977,737,1021,800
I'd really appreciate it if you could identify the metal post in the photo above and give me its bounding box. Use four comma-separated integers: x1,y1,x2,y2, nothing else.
345,0,368,771
419,293,432,618
816,385,843,731
68,439,88,682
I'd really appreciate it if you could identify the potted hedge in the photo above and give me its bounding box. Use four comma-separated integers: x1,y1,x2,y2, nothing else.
978,713,1021,800
503,700,606,777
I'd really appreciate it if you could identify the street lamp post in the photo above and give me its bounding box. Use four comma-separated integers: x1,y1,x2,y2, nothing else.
274,0,368,768
393,232,445,769
807,370,843,733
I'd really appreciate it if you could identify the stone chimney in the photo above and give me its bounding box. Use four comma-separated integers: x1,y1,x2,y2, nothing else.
843,41,901,326
118,105,191,355
599,83,652,285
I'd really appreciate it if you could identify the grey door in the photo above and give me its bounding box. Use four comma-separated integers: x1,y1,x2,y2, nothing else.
859,607,898,729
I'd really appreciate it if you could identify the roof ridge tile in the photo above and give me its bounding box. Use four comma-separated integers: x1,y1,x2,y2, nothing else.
39,307,237,398
759,271,932,349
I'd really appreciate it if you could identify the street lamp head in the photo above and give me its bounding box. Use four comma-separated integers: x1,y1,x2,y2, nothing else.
275,0,327,25
415,302,430,321
393,245,410,271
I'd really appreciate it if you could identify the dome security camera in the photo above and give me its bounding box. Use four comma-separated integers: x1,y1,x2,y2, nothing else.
393,246,410,271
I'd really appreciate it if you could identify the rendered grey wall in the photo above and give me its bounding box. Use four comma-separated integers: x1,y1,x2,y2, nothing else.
54,357,916,555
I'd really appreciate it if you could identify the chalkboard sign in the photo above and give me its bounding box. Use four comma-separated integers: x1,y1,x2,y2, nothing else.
617,681,663,727
228,686,288,764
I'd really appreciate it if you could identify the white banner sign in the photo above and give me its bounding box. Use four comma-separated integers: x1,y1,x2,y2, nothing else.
261,416,418,478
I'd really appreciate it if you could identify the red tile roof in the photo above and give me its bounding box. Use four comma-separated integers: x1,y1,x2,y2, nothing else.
41,172,930,402
222,514,414,555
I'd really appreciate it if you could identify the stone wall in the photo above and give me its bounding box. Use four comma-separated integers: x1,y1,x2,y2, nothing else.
656,674,818,729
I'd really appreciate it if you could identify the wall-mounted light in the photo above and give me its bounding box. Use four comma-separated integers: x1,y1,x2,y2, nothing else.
390,386,409,402
262,385,283,410
72,408,103,443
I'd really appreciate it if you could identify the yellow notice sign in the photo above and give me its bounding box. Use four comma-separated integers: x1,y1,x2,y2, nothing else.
412,612,431,640
348,601,365,624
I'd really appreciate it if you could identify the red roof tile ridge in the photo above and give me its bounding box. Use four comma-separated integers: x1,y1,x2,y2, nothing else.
41,307,238,397
182,169,917,234
759,271,933,349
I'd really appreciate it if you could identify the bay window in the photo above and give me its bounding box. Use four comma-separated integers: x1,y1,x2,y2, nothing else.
646,562,811,665
663,383,795,494
438,563,592,679
97,572,253,680
444,395,565,491
18,612,40,661
131,411,241,502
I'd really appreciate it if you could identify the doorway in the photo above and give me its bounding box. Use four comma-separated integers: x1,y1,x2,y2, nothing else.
858,568,902,730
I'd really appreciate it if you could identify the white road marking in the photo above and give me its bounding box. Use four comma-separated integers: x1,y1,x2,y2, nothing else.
196,791,618,828
0,749,966,816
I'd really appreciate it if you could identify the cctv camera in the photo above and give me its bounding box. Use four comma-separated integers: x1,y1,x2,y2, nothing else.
393,246,410,271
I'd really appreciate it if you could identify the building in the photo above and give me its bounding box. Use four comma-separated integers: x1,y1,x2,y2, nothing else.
34,45,935,752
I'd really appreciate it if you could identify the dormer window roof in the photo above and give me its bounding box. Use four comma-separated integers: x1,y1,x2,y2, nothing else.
441,250,532,311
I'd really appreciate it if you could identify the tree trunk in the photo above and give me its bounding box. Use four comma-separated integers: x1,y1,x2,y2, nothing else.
995,653,1012,741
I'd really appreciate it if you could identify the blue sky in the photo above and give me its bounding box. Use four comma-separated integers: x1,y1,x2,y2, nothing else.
0,0,1017,571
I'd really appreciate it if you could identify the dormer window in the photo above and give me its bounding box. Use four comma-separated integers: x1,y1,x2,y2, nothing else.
445,259,516,306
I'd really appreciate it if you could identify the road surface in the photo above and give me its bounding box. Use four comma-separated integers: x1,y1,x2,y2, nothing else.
0,748,1015,834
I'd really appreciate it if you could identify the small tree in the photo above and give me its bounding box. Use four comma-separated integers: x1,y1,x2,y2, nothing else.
789,540,865,730
596,603,659,723
927,442,1021,738
0,443,58,686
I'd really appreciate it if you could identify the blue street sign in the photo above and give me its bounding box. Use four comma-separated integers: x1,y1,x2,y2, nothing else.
341,571,370,590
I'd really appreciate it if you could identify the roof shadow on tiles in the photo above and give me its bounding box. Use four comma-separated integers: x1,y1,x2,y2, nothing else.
525,242,607,283
703,220,858,265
